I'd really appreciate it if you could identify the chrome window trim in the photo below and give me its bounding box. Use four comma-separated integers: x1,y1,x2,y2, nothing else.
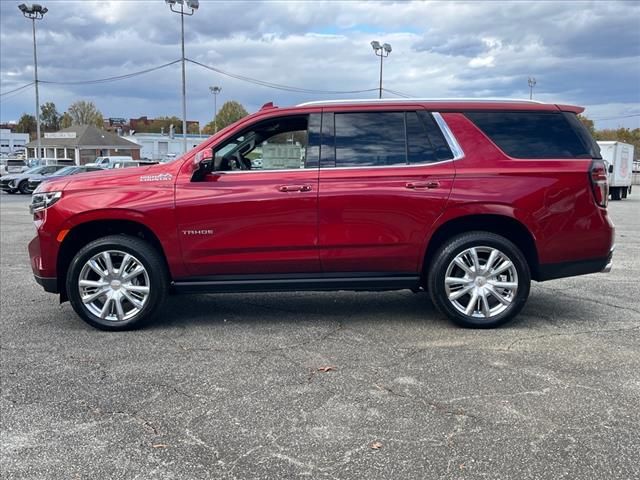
432,112,465,160
318,159,455,171
216,111,464,174
215,159,456,175
217,167,313,175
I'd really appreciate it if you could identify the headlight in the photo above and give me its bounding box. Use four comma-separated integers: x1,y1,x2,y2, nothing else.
30,191,62,214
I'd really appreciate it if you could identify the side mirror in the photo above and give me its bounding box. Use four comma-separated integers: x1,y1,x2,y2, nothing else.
191,148,215,181
608,164,613,174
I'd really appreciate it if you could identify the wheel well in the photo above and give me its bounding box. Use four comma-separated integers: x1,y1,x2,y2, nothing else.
57,220,169,301
423,215,540,280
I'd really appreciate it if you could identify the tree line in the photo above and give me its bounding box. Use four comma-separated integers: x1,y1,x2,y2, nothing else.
15,100,104,137
14,99,250,138
578,115,639,155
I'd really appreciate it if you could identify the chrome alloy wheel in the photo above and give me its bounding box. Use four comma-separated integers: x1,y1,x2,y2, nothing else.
444,246,518,319
78,250,150,322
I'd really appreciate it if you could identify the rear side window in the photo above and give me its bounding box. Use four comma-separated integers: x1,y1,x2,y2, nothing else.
334,112,406,167
465,111,597,159
327,111,453,168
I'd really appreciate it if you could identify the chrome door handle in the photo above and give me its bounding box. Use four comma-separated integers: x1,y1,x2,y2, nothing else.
405,181,440,189
278,184,312,192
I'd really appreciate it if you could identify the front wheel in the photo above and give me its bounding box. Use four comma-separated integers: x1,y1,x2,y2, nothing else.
66,235,169,330
427,232,531,328
19,181,30,194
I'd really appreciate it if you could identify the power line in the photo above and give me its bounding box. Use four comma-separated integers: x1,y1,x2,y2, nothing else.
0,82,35,97
39,59,182,85
591,113,640,122
382,87,414,98
187,58,379,95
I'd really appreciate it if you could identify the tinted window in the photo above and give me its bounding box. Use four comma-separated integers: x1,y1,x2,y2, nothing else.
466,111,594,159
320,112,335,168
305,113,321,168
406,112,436,163
420,112,454,160
335,112,406,167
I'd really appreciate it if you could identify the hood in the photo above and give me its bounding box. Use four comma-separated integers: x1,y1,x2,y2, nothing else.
36,164,160,193
1,174,23,182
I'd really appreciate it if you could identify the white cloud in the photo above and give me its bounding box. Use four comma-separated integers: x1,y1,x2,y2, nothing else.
0,0,638,130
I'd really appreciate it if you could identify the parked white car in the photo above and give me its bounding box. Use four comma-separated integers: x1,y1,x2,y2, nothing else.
86,156,134,169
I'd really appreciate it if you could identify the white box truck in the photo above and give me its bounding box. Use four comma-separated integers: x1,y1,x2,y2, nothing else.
597,141,634,200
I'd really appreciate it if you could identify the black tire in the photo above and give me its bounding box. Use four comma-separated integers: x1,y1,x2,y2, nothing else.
66,235,169,331
611,187,621,200
621,188,627,199
427,231,531,328
18,181,30,194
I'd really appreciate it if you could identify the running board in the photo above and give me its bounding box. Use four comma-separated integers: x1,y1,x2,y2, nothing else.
172,273,421,294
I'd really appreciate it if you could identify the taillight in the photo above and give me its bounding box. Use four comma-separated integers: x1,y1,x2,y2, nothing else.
590,160,608,208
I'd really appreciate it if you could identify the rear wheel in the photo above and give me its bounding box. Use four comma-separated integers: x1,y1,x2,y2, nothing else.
428,232,531,328
622,188,628,199
66,235,168,330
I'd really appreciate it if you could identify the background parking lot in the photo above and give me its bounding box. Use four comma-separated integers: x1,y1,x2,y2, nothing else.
1,193,639,479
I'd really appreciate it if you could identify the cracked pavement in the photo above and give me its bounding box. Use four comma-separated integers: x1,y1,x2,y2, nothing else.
1,192,639,479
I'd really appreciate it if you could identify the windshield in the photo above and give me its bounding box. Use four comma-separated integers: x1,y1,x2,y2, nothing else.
24,166,46,174
52,167,78,176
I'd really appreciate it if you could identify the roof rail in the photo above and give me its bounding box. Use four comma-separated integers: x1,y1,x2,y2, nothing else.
297,98,545,107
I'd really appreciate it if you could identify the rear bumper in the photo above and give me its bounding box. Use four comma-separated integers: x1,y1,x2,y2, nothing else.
538,246,615,281
34,274,59,293
600,245,615,273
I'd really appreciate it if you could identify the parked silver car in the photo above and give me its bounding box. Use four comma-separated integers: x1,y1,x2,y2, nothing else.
0,165,67,194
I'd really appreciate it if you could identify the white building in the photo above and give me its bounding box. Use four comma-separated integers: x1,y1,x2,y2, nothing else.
123,133,209,161
0,129,29,155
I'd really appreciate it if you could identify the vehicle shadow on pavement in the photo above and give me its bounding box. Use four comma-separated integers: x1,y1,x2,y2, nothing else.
149,291,452,329
144,286,605,332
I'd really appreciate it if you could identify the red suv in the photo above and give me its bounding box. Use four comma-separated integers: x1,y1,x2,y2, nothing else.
28,99,614,330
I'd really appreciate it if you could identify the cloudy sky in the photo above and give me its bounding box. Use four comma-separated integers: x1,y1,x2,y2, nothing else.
1,0,639,130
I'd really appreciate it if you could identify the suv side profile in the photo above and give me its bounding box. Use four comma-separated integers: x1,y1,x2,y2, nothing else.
28,99,614,330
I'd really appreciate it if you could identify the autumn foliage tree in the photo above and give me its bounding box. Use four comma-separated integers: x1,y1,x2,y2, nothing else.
16,113,36,138
579,115,640,154
67,100,104,128
203,101,249,134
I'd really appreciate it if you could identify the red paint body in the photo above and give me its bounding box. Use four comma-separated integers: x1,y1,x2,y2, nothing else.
28,100,614,292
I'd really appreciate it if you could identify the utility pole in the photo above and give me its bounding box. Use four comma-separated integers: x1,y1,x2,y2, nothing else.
528,77,537,100
19,3,48,161
165,0,199,153
209,86,222,133
371,41,392,99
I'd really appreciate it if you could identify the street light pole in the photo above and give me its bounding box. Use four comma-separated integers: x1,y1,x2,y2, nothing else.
528,76,537,100
371,41,392,99
19,3,48,161
209,86,221,133
165,0,199,153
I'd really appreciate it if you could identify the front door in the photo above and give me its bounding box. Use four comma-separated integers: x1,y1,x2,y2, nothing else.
318,109,456,274
175,114,321,277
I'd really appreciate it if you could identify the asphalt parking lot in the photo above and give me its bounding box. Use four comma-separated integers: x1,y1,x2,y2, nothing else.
1,192,639,480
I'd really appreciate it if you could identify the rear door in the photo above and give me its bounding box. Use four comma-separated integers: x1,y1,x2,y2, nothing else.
318,108,456,274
